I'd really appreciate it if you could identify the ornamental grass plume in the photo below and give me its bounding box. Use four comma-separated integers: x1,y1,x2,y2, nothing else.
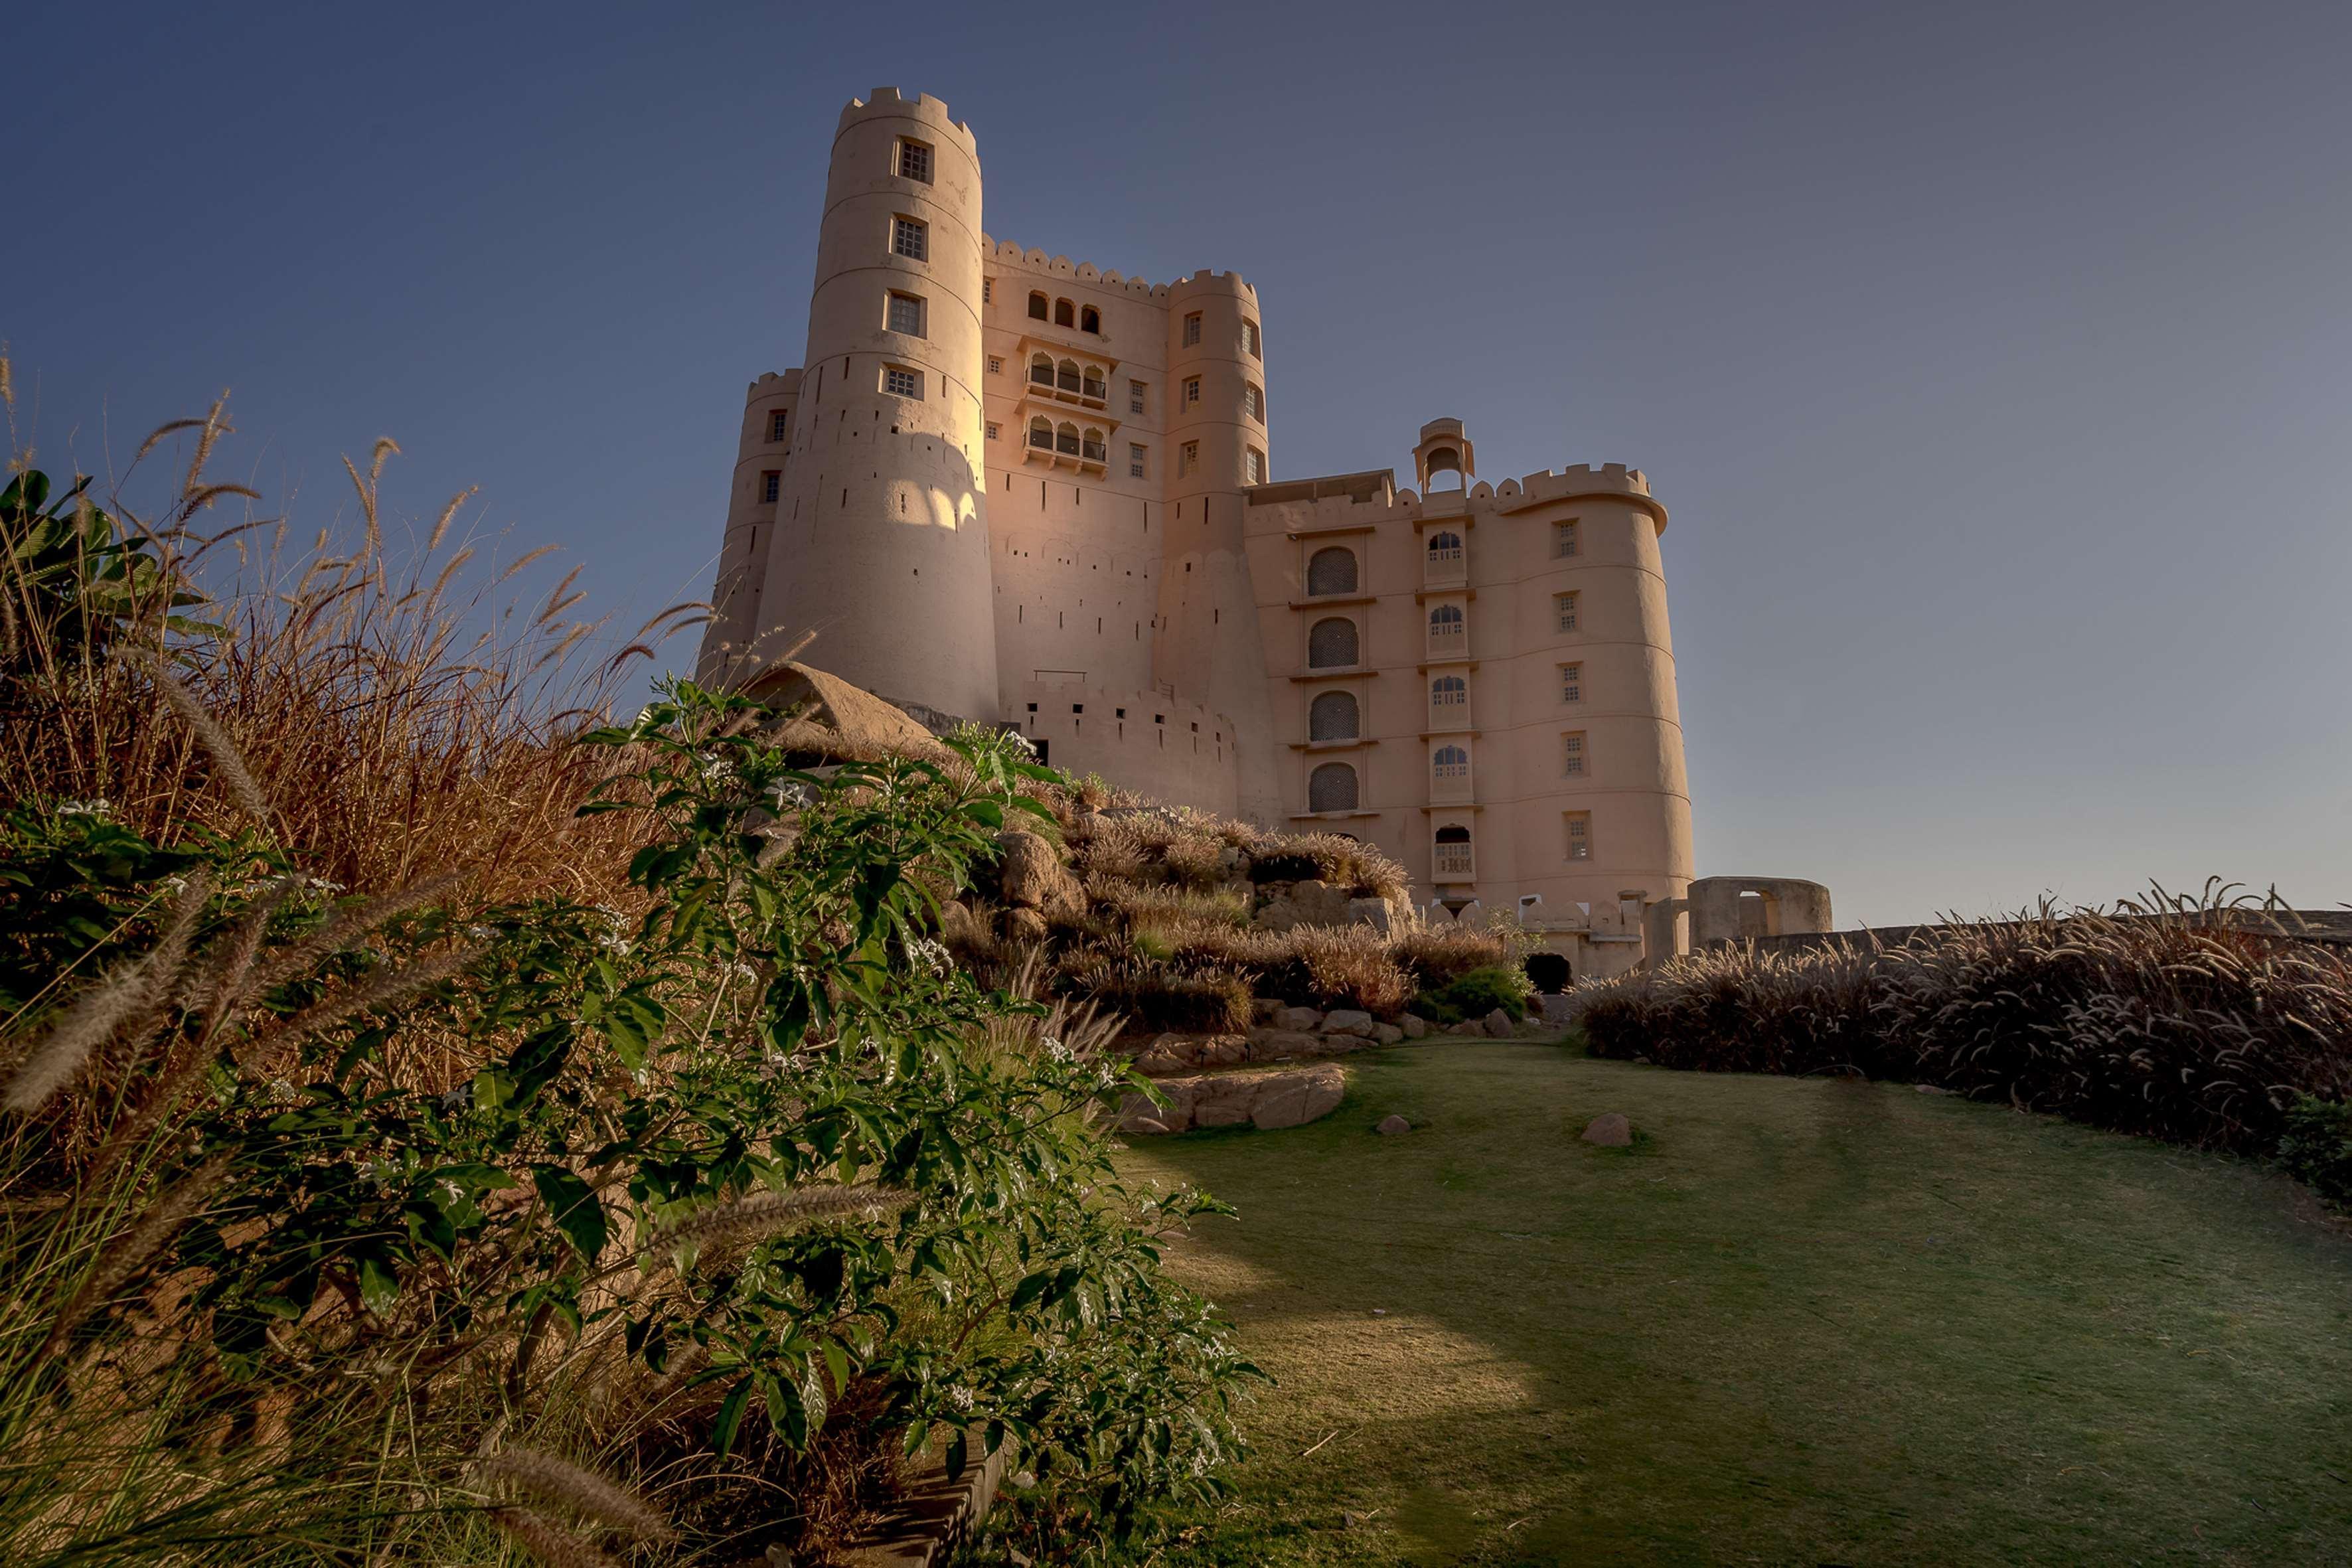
475,1448,674,1543
656,1185,913,1263
42,1151,232,1357
3,870,211,1113
487,1506,624,1568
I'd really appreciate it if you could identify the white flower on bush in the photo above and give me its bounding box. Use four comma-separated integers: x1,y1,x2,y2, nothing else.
907,937,951,977
1041,1035,1073,1063
55,799,113,819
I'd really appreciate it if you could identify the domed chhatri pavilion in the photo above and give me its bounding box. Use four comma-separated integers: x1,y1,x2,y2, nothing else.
698,88,1795,978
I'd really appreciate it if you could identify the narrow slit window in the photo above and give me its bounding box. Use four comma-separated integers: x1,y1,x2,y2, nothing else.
759,471,780,504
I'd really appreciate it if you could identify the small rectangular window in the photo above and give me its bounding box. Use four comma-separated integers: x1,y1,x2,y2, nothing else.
1129,380,1146,414
1559,662,1582,703
1129,443,1147,478
1183,376,1201,407
1242,319,1261,356
1245,447,1265,485
987,355,1003,374
1183,312,1202,347
1563,732,1587,777
1565,811,1593,861
884,366,921,399
759,470,781,504
891,216,927,261
1555,519,1580,557
1555,591,1579,633
1243,384,1263,421
986,422,1000,441
1180,440,1199,476
896,139,933,183
887,293,925,337
767,410,789,442
982,279,993,303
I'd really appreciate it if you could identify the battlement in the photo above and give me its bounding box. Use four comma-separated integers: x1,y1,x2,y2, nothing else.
744,368,803,402
838,88,977,150
981,236,1255,304
1246,458,1666,535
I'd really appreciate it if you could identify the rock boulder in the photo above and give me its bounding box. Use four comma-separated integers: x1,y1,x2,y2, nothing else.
1273,1006,1324,1033
1580,1112,1633,1146
1375,1114,1411,1136
1117,1063,1347,1135
1320,1009,1375,1038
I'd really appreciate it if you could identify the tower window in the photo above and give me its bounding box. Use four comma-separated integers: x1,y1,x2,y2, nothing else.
1242,383,1263,422
1308,761,1359,813
1055,297,1075,328
1241,319,1261,356
1028,291,1049,321
1563,731,1587,776
759,470,781,504
1559,661,1583,702
1245,447,1265,485
1081,305,1101,333
891,216,927,262
1179,440,1198,476
1129,380,1146,414
1183,311,1202,347
1183,376,1201,407
1555,518,1580,557
767,409,789,441
1129,443,1147,478
884,365,921,398
895,139,933,183
886,292,925,337
1565,811,1593,861
1555,591,1580,632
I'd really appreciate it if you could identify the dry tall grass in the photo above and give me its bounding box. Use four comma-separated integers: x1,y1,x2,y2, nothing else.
1573,887,2352,1154
2,384,697,903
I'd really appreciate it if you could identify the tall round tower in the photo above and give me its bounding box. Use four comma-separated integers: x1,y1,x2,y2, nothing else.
1154,271,1282,821
750,89,999,720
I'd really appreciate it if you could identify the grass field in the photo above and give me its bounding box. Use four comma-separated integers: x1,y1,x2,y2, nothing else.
1117,1042,2352,1566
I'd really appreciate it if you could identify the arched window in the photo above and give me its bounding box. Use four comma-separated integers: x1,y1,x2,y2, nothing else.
1055,422,1080,456
1425,446,1463,486
1057,358,1081,394
1429,604,1464,645
1054,297,1075,328
1307,617,1358,668
1433,822,1472,876
1308,762,1359,813
1028,416,1053,451
1080,305,1101,333
1431,674,1466,708
1427,530,1463,565
1433,744,1469,779
1029,353,1054,388
1308,690,1359,741
1081,426,1106,463
1435,824,1470,844
1028,291,1049,321
1081,364,1107,400
1306,546,1358,597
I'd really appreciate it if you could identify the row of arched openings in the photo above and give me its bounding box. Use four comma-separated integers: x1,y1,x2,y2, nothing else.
1028,353,1108,402
1028,418,1107,463
1028,292,1103,335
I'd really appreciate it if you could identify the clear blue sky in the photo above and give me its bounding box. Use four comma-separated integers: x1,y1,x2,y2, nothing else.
11,1,2349,927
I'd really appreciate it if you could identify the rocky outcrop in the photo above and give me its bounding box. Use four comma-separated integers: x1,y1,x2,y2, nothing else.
995,830,1083,920
1254,880,1406,936
1117,1063,1346,1135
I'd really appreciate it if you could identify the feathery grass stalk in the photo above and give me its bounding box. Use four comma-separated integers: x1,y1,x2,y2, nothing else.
238,943,480,1073
475,1449,673,1543
3,872,211,1113
487,1506,623,1568
42,1152,234,1358
141,657,275,826
656,1186,913,1259
242,869,469,1000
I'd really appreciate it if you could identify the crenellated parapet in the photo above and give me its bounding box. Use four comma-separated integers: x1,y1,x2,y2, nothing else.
980,235,1257,303
1248,457,1666,536
837,87,977,152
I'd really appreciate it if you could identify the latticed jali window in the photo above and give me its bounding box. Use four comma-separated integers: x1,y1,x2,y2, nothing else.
1555,591,1579,632
1563,732,1587,776
1309,689,1358,741
1565,812,1593,861
1306,547,1358,597
1559,662,1582,702
1308,762,1358,813
1433,744,1469,780
1307,617,1358,668
1555,519,1579,557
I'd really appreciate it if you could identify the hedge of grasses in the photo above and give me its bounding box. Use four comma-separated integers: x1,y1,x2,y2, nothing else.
1572,890,2352,1161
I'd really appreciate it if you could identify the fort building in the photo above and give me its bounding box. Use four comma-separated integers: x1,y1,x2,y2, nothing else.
698,88,1745,979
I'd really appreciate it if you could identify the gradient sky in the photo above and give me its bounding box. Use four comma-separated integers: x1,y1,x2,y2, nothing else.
11,1,2349,927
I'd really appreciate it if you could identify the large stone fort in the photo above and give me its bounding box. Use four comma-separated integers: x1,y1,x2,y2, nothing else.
699,88,1822,977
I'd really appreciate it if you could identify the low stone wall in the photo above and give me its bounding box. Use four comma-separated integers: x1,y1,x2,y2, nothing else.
1116,1063,1346,1135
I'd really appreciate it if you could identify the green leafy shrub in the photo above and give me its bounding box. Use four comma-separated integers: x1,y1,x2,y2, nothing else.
2278,1094,2352,1206
1415,965,1533,1024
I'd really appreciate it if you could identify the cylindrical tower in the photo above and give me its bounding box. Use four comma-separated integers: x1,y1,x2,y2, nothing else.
1153,271,1282,821
697,370,799,686
750,89,998,719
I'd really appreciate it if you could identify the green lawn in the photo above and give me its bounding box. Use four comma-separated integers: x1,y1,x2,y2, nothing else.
1117,1042,2352,1566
